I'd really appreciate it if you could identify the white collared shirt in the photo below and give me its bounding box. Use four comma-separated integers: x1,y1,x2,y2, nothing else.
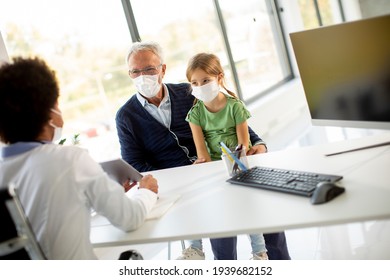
136,83,172,128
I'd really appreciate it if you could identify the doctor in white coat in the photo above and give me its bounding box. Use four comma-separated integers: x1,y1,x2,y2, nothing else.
0,57,159,259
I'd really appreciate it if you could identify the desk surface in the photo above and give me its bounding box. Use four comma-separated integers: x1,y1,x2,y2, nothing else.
91,133,390,248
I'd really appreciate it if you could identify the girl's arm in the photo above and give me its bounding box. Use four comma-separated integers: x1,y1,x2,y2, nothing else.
236,120,250,150
189,122,212,162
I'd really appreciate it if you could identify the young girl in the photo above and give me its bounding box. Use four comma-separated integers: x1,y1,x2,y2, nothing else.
182,52,268,260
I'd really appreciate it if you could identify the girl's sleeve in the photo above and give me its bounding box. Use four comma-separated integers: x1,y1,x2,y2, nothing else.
233,100,251,125
185,104,201,126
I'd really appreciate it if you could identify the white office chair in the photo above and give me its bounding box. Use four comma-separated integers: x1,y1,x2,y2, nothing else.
0,184,46,259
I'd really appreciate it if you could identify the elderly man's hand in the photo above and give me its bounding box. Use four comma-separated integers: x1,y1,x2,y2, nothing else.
246,144,267,155
193,157,207,164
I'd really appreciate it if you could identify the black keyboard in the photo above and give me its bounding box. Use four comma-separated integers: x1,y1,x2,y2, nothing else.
226,166,343,197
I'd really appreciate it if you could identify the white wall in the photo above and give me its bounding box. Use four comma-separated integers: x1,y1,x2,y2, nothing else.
247,79,311,152
357,0,390,18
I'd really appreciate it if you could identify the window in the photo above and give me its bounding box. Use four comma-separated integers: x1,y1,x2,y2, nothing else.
0,0,132,160
297,0,344,29
126,0,292,101
218,0,292,102
129,0,228,83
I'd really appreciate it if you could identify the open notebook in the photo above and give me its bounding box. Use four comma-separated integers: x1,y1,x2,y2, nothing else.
91,193,181,226
145,193,181,220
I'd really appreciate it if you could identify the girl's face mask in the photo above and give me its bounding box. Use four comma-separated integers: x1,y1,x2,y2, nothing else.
191,81,220,103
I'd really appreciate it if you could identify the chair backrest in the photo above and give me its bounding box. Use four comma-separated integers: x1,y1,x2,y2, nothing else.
0,184,46,259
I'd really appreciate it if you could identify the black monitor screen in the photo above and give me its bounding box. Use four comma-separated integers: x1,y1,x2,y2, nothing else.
290,15,390,130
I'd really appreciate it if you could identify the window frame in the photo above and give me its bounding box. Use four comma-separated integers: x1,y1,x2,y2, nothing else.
121,0,295,104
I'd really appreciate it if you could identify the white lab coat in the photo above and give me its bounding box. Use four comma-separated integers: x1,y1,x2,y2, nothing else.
0,143,157,259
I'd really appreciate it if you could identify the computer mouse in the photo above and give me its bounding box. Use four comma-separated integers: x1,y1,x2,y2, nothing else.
310,182,345,205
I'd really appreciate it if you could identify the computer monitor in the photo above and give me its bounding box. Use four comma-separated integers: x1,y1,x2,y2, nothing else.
290,15,390,130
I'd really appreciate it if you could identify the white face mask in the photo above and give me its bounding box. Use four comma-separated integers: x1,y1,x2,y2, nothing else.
191,81,220,103
133,74,161,98
49,109,63,142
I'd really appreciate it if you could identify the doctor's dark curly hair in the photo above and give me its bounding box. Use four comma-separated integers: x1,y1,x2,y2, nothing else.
0,57,59,144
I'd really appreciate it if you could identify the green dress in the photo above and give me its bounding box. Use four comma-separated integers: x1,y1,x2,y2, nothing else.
186,95,252,161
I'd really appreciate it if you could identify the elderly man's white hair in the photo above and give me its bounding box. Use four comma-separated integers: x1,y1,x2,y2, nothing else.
125,41,164,68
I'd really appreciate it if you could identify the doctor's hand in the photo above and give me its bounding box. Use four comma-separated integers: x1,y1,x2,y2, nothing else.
123,179,137,193
138,174,159,194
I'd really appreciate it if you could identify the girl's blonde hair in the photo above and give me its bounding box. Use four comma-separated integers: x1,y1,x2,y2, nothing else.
186,53,237,99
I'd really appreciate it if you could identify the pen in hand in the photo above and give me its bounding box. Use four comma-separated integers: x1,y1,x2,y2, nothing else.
123,179,137,192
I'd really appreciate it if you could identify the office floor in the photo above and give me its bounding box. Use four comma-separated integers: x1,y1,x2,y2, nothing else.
94,219,390,260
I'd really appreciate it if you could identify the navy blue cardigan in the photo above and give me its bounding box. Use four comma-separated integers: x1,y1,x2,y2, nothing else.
116,83,263,172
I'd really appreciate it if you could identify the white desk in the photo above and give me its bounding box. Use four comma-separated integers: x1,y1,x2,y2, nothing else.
91,133,390,248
